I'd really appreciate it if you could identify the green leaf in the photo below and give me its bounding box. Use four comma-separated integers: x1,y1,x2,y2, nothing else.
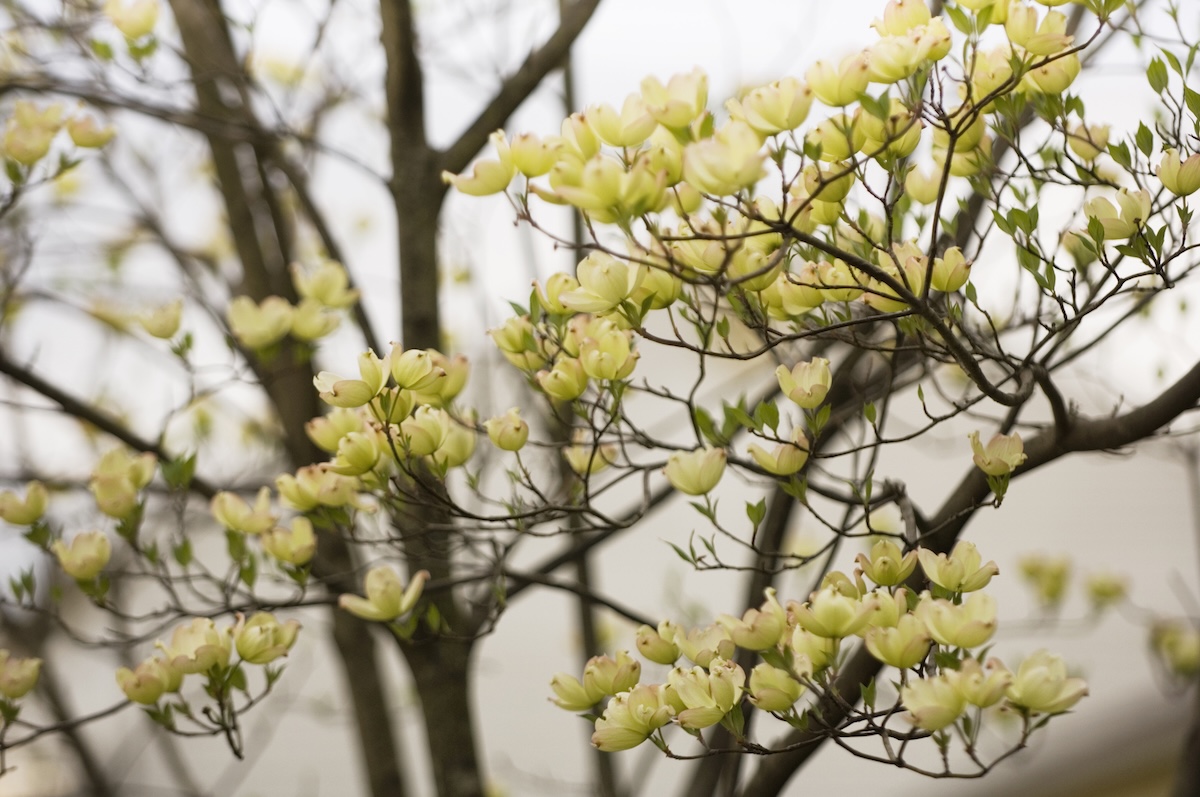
945,4,972,35
89,39,114,60
1161,48,1183,76
162,454,197,490
227,665,249,693
668,542,695,565
1107,140,1132,171
861,678,876,710
1147,58,1169,94
1185,87,1200,119
173,539,193,568
1135,122,1154,157
239,556,257,589
226,529,247,562
863,402,876,425
754,400,780,433
746,498,766,528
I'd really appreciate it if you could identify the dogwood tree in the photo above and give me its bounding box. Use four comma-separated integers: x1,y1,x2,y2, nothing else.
0,0,1198,796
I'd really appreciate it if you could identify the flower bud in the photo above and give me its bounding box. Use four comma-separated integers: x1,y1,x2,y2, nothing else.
0,650,41,699
388,346,445,392
399,406,450,458
290,299,341,341
485,408,529,452
864,613,931,669
566,253,648,315
441,129,514,195
1085,572,1127,612
227,295,293,350
211,487,277,534
725,77,813,136
429,414,476,469
534,273,580,315
905,166,943,205
549,672,604,711
157,618,232,675
917,541,999,593
788,626,839,672
537,357,589,401
276,465,360,511
1152,620,1200,680
563,437,616,475
583,650,641,698
957,657,1012,707
1066,122,1109,162
748,663,804,712
508,132,562,178
916,591,997,648
1083,189,1151,240
116,657,178,704
261,517,318,565
805,113,865,162
1157,148,1200,196
641,68,708,129
635,622,681,665
580,327,639,381
664,447,727,495
234,612,301,665
901,672,965,731
139,299,183,339
1005,650,1087,714
776,357,832,408
589,94,657,148
104,0,158,39
330,429,384,475
1022,52,1080,94
969,430,1026,476
805,53,870,107
717,588,788,651
931,247,971,292
872,0,931,36
291,260,359,309
856,538,918,587
590,684,674,751
3,101,61,165
52,531,111,580
339,567,429,622
792,586,876,638
668,658,745,730
676,624,735,668
0,481,48,525
747,430,810,476
682,121,767,195
67,114,115,148
560,112,600,159
305,407,365,453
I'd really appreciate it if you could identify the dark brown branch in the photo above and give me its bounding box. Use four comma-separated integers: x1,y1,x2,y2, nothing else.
0,350,218,498
440,0,603,177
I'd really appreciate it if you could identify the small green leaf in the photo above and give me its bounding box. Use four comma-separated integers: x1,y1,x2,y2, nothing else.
746,498,766,528
1147,58,1169,93
1135,122,1154,157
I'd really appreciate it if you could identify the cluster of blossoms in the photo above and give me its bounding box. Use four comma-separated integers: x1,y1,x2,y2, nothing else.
551,540,1086,752
1,100,114,166
0,650,42,703
227,260,360,349
116,613,298,714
